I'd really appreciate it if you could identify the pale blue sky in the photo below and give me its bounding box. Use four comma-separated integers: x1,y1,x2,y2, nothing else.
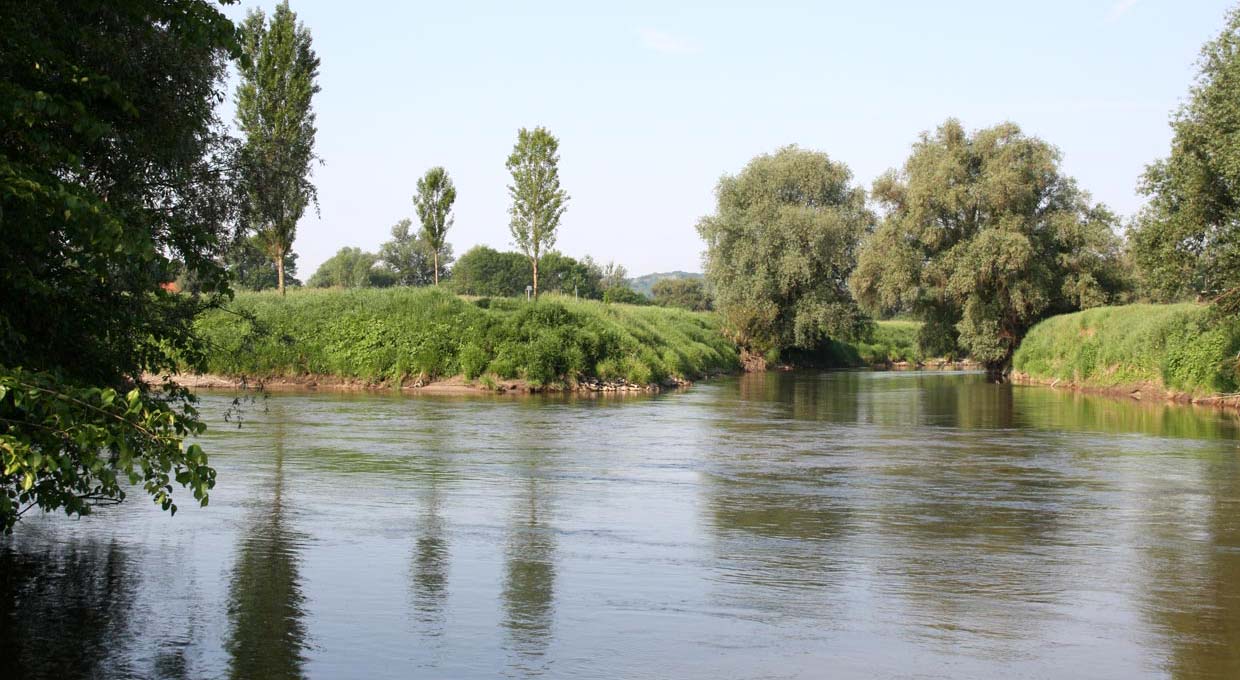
221,0,1234,277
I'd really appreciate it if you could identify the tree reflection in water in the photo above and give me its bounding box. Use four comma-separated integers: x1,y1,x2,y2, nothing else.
224,403,308,680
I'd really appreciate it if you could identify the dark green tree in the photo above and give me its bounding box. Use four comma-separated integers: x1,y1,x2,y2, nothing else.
1130,6,1240,311
450,246,531,297
224,234,301,291
413,167,456,286
236,1,320,296
850,119,1128,374
507,127,570,298
0,0,237,531
539,252,604,299
652,278,712,311
697,146,873,357
379,218,452,286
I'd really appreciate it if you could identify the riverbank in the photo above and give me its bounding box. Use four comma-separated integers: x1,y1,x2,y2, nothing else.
192,287,739,392
1011,303,1240,408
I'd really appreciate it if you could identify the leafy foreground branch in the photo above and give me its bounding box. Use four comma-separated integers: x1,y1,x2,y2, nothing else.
0,370,214,531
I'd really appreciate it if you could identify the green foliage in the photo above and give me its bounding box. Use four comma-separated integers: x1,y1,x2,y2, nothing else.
450,246,531,297
652,278,711,311
0,0,240,531
1129,7,1240,311
507,127,570,297
603,287,651,305
194,288,739,388
781,320,924,367
412,167,456,285
1012,304,1240,395
378,218,452,286
450,246,604,299
850,119,1129,371
224,234,301,291
308,247,393,288
628,271,704,297
541,251,605,299
236,1,320,295
697,145,874,354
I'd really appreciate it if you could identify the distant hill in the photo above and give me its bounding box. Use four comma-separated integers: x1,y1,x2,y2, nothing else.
626,271,704,297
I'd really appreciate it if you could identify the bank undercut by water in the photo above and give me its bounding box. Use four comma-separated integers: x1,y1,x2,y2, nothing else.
1011,303,1240,403
192,287,740,391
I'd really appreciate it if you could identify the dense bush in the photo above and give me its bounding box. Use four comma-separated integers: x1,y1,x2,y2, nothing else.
194,288,739,387
652,278,711,311
1012,304,1240,395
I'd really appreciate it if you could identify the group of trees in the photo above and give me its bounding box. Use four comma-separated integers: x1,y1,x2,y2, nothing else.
701,5,1240,375
700,128,1129,373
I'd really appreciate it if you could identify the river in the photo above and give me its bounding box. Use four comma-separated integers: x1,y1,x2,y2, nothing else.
3,370,1239,679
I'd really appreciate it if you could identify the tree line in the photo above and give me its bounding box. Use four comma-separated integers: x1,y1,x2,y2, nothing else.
700,5,1240,376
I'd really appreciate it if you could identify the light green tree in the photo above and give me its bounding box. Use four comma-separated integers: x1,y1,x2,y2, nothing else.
697,146,873,359
506,127,569,298
850,119,1128,375
1130,5,1240,311
413,167,456,286
236,1,320,295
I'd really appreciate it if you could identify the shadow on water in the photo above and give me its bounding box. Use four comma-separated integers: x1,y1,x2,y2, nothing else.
0,536,136,680
224,401,309,680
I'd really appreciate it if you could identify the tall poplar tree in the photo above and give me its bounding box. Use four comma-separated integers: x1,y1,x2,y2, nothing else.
236,1,320,296
413,167,456,286
506,127,569,298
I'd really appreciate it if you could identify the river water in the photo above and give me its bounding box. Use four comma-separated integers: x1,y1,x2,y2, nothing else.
3,371,1239,679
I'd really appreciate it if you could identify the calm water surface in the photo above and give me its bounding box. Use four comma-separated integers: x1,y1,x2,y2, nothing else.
3,371,1240,679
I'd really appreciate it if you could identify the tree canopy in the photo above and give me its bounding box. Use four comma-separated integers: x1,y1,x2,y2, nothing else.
0,0,238,531
413,167,456,286
1130,6,1240,312
308,247,395,288
450,246,604,299
236,0,320,295
850,119,1128,372
379,218,452,287
225,234,301,292
506,127,569,297
652,278,711,311
697,146,873,357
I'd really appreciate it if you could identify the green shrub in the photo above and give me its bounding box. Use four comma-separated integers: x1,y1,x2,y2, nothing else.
1012,303,1240,395
193,287,740,388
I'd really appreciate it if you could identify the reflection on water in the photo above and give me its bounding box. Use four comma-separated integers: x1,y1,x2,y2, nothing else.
501,407,559,673
225,403,308,680
1,371,1239,679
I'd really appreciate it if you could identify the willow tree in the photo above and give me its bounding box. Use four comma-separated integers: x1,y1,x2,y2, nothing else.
506,127,569,298
850,119,1128,375
697,146,873,363
1130,6,1240,311
413,167,456,286
236,1,320,296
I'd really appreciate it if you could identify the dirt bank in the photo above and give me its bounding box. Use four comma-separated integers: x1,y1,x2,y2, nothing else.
1010,371,1240,411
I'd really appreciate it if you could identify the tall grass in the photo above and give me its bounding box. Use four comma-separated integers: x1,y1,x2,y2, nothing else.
194,287,739,387
1012,303,1240,395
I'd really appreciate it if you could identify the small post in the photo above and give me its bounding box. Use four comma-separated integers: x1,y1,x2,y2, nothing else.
525,285,532,302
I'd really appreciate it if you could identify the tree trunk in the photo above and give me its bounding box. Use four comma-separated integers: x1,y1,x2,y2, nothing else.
433,251,439,286
276,250,285,296
532,256,539,299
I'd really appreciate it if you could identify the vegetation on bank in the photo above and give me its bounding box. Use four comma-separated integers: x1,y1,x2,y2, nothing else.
194,288,739,388
1012,304,1240,395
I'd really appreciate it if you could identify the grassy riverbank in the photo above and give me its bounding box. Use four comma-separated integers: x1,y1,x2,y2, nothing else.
1012,304,1240,397
194,287,739,389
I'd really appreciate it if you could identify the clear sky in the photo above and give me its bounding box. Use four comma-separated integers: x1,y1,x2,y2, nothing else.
219,0,1235,278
